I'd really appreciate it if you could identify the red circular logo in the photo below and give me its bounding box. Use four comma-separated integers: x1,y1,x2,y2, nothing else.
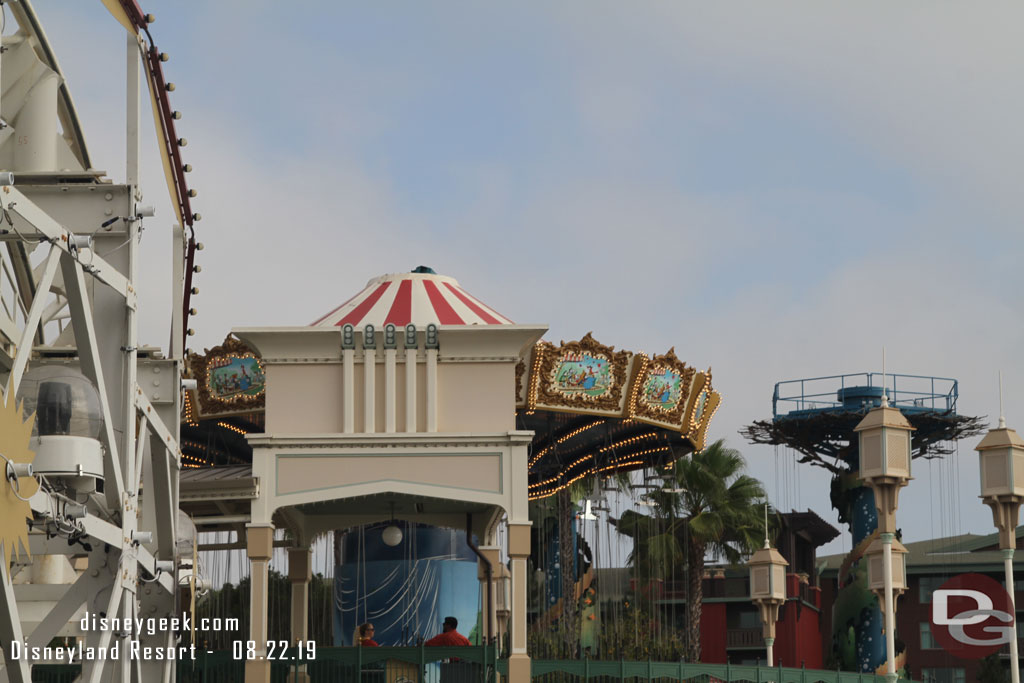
930,573,1015,659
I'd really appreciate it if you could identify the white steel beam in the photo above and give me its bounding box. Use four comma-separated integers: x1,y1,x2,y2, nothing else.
3,187,135,306
27,567,103,648
135,387,180,456
3,243,60,401
60,252,125,507
0,560,31,683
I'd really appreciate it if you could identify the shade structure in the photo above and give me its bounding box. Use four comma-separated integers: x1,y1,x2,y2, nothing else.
311,267,514,329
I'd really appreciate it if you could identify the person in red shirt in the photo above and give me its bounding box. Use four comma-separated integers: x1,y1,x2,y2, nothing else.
356,622,379,647
424,616,471,647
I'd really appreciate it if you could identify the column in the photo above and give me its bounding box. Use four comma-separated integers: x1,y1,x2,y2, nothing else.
881,532,897,683
507,523,531,683
246,525,274,683
288,547,312,683
478,546,501,644
758,601,780,667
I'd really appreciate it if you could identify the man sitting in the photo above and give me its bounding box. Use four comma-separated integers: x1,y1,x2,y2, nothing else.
425,616,471,647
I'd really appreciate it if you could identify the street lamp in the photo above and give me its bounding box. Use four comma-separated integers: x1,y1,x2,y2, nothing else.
855,389,913,683
865,535,908,619
975,408,1024,683
749,519,788,666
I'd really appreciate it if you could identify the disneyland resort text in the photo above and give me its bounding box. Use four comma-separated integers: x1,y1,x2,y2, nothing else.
8,612,239,661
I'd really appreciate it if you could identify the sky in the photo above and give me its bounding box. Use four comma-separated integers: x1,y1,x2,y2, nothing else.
29,1,1024,558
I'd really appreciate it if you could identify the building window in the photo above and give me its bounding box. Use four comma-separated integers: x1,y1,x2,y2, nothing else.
920,622,938,650
738,610,760,630
919,576,946,603
921,668,965,683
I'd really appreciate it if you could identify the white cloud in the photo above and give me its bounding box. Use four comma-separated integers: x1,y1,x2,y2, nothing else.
30,1,1024,557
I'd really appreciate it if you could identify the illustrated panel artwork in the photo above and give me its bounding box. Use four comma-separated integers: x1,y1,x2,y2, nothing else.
208,355,264,400
187,335,267,418
631,347,696,430
533,333,632,415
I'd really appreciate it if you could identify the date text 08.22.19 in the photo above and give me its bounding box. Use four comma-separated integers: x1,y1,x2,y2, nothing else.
232,641,316,660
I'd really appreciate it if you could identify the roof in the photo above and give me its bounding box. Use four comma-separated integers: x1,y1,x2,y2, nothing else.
178,464,257,503
311,267,514,329
818,525,1024,577
781,509,841,547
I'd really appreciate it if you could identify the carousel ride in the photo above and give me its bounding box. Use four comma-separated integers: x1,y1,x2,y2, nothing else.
0,2,200,682
179,267,724,664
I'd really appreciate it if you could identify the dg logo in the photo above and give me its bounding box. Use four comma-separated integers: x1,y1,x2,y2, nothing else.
930,573,1016,659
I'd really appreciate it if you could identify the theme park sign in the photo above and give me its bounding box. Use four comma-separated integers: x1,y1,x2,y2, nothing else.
930,573,1015,659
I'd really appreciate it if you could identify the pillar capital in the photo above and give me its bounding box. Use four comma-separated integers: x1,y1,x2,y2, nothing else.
508,522,531,557
288,547,312,583
983,496,1022,549
246,525,274,561
477,546,501,581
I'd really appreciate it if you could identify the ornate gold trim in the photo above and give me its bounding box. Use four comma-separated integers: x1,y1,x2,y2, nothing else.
683,370,709,435
631,347,696,429
515,358,526,406
692,391,722,452
533,333,632,414
186,335,266,418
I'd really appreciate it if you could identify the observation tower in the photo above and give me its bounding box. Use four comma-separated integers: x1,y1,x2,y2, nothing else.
743,373,985,673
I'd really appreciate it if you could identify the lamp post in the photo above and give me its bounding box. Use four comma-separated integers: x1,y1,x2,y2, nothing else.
749,517,788,667
865,535,908,621
975,410,1023,683
855,389,913,683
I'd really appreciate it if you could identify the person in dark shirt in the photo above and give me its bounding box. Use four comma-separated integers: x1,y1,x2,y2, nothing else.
424,616,471,647
357,622,379,647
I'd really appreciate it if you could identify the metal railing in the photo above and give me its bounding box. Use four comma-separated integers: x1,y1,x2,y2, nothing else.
726,628,763,648
168,651,917,683
177,645,499,683
773,373,958,418
513,659,915,682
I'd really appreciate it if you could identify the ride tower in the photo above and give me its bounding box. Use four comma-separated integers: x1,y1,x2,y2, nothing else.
743,373,985,673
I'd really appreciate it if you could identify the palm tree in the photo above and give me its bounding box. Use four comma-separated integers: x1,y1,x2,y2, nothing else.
615,439,766,662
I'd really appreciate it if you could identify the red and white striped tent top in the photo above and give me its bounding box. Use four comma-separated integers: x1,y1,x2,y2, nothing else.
311,268,514,329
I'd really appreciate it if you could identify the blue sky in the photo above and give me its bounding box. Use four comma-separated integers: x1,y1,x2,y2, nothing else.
34,1,1024,555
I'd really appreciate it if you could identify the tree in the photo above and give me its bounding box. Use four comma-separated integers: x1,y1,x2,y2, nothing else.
976,653,1007,683
614,438,766,662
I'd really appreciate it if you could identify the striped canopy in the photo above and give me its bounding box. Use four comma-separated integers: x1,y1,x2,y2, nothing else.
311,268,514,328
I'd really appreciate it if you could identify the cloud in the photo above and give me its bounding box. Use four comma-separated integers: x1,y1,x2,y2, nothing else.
32,1,1024,556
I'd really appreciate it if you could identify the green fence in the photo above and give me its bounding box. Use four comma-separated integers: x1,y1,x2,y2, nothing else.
177,644,499,682
34,651,914,683
509,660,906,683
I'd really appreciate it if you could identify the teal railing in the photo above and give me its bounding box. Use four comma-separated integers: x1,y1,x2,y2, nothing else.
511,660,907,683
36,650,912,683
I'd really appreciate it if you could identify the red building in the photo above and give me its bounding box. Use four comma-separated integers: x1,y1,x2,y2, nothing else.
819,526,1024,683
611,510,839,665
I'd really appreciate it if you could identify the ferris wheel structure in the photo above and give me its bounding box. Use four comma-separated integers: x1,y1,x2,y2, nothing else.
0,2,198,682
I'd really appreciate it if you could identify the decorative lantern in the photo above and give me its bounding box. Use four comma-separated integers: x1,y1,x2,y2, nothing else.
976,423,1024,500
748,544,788,603
854,405,913,482
748,541,788,667
855,403,914,533
381,524,403,547
868,536,909,593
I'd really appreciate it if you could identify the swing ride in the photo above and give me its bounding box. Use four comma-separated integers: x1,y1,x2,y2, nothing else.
742,373,986,674
174,265,724,680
